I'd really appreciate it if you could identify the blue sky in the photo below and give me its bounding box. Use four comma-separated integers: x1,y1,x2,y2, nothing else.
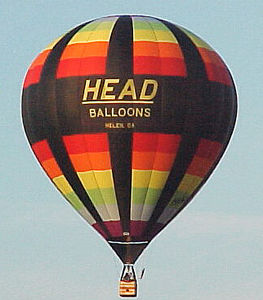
1,1,263,299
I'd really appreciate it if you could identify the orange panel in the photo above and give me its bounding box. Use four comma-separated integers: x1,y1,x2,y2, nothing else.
88,152,111,170
187,157,213,177
132,151,176,171
41,158,62,179
132,151,155,170
69,153,92,172
60,42,108,60
152,152,176,171
69,152,111,171
29,49,50,69
134,41,183,58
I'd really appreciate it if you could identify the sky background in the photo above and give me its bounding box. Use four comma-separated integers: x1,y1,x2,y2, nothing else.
1,1,262,299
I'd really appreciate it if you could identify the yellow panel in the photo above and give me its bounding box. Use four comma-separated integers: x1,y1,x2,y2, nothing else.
177,174,203,194
132,170,169,189
154,30,178,43
134,29,178,43
69,30,112,44
134,28,157,42
44,35,64,50
52,175,73,194
69,20,116,44
132,170,152,188
78,170,114,189
148,170,169,189
93,170,114,189
178,26,213,50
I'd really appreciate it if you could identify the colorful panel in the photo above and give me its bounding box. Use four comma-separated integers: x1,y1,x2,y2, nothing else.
23,35,64,88
179,26,232,85
62,134,122,236
23,50,50,88
130,133,181,236
132,16,186,76
157,138,223,225
31,140,96,226
56,18,118,78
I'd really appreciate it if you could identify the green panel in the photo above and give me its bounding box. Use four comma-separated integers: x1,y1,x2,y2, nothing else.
133,18,168,31
168,190,189,208
86,188,117,206
79,20,101,32
132,187,162,205
65,192,85,210
144,187,162,205
79,18,117,32
132,187,148,205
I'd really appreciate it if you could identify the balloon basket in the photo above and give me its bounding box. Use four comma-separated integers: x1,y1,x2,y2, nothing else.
119,264,137,297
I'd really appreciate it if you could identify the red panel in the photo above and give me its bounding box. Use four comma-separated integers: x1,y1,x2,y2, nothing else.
93,222,123,239
134,56,186,76
195,139,222,160
63,133,109,154
130,220,147,237
32,140,53,162
206,63,232,86
133,133,181,153
156,134,181,153
56,57,106,78
83,133,109,152
23,50,50,88
63,135,87,154
133,133,158,152
104,221,123,237
134,56,161,74
23,65,43,88
92,223,108,239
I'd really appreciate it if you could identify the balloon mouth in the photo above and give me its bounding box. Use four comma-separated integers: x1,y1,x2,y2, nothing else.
108,240,149,265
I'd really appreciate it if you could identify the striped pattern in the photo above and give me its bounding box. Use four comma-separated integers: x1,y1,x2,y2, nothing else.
23,36,63,88
178,26,232,85
132,16,186,76
130,133,181,236
119,280,137,297
158,139,222,225
57,17,117,78
63,134,122,236
22,15,237,264
23,16,232,89
31,140,97,226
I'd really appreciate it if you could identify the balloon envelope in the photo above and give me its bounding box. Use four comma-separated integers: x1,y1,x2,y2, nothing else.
22,15,237,264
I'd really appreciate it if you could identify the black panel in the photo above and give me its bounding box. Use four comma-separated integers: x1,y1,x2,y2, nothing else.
106,16,134,235
106,16,133,76
24,75,235,143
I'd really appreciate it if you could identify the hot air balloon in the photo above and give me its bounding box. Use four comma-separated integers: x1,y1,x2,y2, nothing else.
22,15,237,297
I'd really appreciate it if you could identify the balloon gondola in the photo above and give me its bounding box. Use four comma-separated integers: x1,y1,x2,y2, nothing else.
22,15,237,297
